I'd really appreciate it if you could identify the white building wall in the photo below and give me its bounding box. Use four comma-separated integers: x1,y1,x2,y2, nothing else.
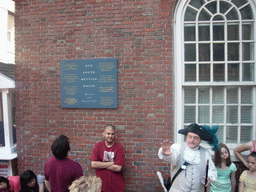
0,0,15,64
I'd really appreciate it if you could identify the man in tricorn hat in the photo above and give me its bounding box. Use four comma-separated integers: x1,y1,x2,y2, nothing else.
158,123,218,192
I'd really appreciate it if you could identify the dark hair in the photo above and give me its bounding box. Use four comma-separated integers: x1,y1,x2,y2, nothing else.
214,143,232,168
51,135,70,160
20,170,39,192
0,176,9,189
248,152,256,159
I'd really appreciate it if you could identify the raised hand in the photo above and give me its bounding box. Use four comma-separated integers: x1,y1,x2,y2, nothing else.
160,139,172,156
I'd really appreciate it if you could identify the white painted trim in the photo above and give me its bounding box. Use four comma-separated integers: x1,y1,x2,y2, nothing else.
0,0,15,13
0,73,15,89
0,89,17,160
2,90,13,148
174,0,188,144
0,145,17,160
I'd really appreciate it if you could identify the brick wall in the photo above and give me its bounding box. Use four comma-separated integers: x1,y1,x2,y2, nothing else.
14,0,175,191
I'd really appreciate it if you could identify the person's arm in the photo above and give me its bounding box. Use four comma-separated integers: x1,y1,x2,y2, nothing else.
206,184,210,192
39,182,45,192
238,171,246,192
158,142,181,166
106,144,125,172
45,180,51,192
160,140,173,156
238,181,244,192
205,177,210,192
206,152,217,182
204,176,210,188
107,164,122,172
91,161,114,169
231,172,236,192
234,141,252,168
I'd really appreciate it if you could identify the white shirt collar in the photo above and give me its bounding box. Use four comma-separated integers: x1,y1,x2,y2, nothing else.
183,144,201,164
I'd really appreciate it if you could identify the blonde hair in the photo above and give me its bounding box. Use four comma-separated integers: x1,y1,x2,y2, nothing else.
69,176,102,192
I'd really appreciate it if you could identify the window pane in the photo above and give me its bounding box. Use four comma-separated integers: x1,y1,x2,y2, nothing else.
226,8,239,20
185,64,196,81
228,24,239,40
189,0,205,9
205,2,217,14
243,43,254,61
199,25,210,41
227,106,238,123
227,87,238,104
213,15,224,21
243,63,254,81
220,1,231,14
185,7,197,21
184,106,196,123
0,94,4,147
216,126,224,143
199,8,211,21
228,64,239,81
212,87,224,104
232,0,249,8
184,26,195,41
228,43,239,61
213,24,224,40
0,122,4,146
241,87,252,104
213,64,225,81
199,64,210,81
226,126,237,143
243,24,254,40
241,106,252,123
199,44,210,61
184,87,196,104
213,43,224,61
198,106,209,123
199,87,209,104
212,106,224,123
241,126,253,143
185,44,196,61
240,5,253,20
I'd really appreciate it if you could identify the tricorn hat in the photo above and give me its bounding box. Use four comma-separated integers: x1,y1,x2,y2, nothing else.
178,123,214,143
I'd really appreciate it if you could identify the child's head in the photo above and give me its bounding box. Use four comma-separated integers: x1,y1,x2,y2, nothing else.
0,177,9,192
20,170,39,192
69,176,102,192
214,143,231,167
248,152,256,172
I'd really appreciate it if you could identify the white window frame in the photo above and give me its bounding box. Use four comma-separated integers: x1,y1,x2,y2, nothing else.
0,73,17,160
173,0,256,152
0,0,15,64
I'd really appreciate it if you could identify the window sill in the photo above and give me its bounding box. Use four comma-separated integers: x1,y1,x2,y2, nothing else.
0,145,17,160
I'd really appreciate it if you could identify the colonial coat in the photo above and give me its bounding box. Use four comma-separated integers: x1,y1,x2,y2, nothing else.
158,142,217,192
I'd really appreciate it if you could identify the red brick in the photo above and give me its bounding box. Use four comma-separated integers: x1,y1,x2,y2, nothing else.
14,0,175,191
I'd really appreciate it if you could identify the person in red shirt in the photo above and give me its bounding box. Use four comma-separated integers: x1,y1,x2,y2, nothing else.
91,124,125,192
44,135,83,192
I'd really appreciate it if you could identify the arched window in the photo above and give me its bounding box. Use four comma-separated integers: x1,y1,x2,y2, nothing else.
174,0,256,148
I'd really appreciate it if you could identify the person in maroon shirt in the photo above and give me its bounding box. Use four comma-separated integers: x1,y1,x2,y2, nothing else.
91,124,125,192
44,135,83,192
